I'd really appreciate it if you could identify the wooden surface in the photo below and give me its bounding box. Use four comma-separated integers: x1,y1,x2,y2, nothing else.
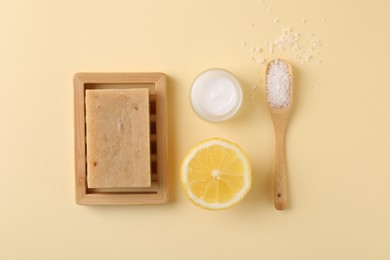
265,60,293,210
74,73,168,205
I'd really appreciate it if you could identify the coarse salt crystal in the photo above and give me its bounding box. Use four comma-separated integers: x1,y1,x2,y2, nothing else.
304,54,312,60
266,59,291,107
267,42,274,53
256,57,266,64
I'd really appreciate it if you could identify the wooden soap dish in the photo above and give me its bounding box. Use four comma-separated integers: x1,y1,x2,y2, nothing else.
74,73,168,205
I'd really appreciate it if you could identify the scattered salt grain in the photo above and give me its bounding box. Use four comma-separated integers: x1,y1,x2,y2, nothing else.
303,54,312,62
256,57,266,64
241,41,246,47
242,2,323,66
266,59,291,107
266,42,274,53
311,39,321,48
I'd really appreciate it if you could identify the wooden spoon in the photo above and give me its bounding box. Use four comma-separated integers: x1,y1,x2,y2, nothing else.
265,59,293,210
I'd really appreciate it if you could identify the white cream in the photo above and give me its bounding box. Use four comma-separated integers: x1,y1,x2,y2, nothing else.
190,69,243,122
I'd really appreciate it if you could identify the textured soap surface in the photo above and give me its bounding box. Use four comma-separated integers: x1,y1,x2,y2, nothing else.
86,88,151,188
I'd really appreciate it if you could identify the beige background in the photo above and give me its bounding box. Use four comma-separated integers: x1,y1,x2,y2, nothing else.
1,0,390,259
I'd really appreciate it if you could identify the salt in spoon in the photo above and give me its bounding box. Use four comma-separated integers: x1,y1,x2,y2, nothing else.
265,59,293,210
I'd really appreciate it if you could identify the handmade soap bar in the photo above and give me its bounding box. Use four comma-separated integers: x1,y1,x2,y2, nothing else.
85,88,151,188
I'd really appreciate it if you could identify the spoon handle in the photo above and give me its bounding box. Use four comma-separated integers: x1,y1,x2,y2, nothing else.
274,127,287,210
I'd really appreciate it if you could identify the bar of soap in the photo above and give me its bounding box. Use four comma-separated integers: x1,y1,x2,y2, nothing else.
86,88,151,188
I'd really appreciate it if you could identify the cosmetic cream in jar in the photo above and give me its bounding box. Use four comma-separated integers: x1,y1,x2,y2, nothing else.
190,69,243,122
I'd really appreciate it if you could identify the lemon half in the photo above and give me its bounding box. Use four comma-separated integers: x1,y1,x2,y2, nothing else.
180,138,252,210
